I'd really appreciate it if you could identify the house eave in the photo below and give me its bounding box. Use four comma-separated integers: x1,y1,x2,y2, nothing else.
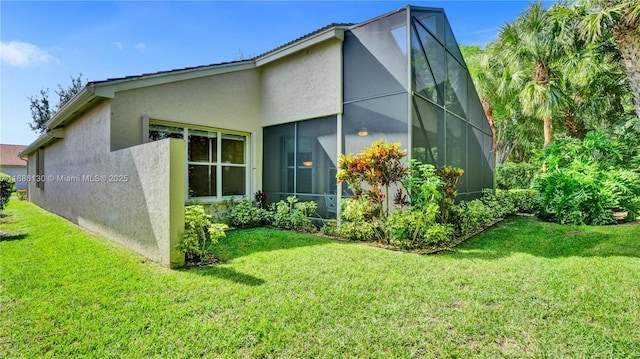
92,61,256,97
45,87,98,130
19,128,65,157
255,27,345,67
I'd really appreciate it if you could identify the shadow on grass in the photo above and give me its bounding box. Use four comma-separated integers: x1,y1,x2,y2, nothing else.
0,232,28,242
184,266,265,286
178,228,336,286
451,216,640,260
215,227,334,261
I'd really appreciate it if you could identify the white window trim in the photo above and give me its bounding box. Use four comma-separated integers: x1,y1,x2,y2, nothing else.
147,120,250,203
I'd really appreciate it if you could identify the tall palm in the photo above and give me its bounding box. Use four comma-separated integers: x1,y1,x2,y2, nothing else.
495,2,568,147
552,3,633,138
462,44,541,164
577,0,640,118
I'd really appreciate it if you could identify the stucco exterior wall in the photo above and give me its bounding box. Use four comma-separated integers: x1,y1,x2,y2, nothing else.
26,100,185,267
261,39,342,126
110,68,263,194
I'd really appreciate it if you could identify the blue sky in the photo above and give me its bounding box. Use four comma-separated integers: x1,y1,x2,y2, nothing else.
1,1,541,146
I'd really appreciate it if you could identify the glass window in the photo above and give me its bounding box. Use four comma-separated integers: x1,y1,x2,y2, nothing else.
188,165,214,198
222,167,245,196
222,134,245,164
149,121,247,200
189,130,216,163
149,124,183,141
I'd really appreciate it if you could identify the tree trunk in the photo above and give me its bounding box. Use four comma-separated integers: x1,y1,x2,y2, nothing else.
614,27,640,119
542,115,553,173
481,97,498,168
543,116,553,146
564,109,585,139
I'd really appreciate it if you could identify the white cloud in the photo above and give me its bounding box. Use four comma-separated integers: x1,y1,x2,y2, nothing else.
113,41,123,51
0,41,56,67
134,42,146,53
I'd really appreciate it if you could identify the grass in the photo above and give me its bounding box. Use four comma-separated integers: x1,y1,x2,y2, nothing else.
1,200,639,358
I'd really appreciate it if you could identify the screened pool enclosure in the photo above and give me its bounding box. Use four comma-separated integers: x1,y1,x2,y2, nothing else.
263,6,494,218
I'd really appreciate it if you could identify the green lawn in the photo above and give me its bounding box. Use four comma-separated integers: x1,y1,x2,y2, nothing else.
1,201,639,358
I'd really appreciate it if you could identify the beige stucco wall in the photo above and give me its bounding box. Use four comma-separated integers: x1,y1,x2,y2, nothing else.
26,100,185,267
261,39,342,127
110,68,263,194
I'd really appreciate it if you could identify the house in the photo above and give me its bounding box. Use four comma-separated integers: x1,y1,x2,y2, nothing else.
1,144,28,190
20,5,494,267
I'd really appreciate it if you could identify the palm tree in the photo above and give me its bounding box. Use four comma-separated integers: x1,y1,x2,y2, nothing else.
577,0,640,118
462,43,541,165
551,3,633,138
495,1,568,147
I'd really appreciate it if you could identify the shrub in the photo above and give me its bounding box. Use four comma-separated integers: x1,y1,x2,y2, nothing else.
16,189,27,201
453,199,494,237
481,189,516,219
337,139,408,217
178,205,228,262
272,196,317,232
508,189,537,213
320,219,338,236
402,160,442,210
226,198,272,228
385,204,452,248
0,173,16,211
496,162,539,189
338,197,379,241
534,168,617,225
535,132,640,225
436,166,464,224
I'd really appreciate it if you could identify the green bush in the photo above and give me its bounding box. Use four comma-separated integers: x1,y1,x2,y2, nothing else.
338,197,379,241
402,160,442,210
481,189,516,219
272,196,317,232
226,198,272,228
496,162,539,189
385,204,452,248
320,219,338,236
178,205,228,262
534,132,640,225
534,168,617,225
453,199,494,237
508,189,537,213
0,173,16,211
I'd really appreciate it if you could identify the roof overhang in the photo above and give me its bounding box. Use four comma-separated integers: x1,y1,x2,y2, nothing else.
19,128,65,157
91,61,255,98
20,24,347,157
255,26,345,67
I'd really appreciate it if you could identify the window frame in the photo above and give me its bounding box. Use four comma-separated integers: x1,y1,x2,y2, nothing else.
147,120,250,203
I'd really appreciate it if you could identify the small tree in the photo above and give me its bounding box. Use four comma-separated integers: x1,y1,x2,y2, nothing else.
28,73,86,134
337,139,408,217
